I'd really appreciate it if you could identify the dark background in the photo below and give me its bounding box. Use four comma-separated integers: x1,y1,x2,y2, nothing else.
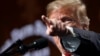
0,0,100,56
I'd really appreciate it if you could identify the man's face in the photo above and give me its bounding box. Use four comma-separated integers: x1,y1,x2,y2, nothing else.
46,7,83,36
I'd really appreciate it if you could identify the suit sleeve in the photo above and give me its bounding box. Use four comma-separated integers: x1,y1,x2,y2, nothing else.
73,28,100,51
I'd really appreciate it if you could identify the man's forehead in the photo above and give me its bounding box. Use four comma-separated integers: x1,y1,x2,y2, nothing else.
49,7,75,18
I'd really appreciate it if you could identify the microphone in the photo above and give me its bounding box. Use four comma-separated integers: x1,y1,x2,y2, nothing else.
16,38,48,54
0,38,48,56
27,38,48,50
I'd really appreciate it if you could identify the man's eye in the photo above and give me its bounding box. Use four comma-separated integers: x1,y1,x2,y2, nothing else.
61,17,73,22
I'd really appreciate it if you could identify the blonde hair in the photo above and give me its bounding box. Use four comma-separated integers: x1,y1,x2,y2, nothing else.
46,0,90,29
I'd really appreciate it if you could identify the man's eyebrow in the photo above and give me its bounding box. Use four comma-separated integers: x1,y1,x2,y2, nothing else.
61,17,75,22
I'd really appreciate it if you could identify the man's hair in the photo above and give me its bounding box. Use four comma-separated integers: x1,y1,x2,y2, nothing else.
46,0,90,30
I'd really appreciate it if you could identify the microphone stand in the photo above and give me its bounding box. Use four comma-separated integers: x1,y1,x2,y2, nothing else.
0,39,28,56
0,38,48,56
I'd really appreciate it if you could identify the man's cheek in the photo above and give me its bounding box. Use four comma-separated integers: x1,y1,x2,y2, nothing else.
65,22,76,27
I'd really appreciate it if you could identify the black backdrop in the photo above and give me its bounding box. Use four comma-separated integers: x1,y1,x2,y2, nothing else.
0,0,100,56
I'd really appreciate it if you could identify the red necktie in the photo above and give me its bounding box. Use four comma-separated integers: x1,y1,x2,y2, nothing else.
65,51,71,56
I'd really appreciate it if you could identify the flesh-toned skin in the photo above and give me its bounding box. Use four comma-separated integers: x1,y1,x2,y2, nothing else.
42,7,85,56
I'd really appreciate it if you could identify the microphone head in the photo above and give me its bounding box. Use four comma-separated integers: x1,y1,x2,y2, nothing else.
28,38,48,50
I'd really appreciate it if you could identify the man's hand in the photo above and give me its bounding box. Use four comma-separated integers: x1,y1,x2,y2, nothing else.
41,15,68,36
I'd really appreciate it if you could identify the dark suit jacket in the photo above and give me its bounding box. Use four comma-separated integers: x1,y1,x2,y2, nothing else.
73,28,100,56
61,28,100,56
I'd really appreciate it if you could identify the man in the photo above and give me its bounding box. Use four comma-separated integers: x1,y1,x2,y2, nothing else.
41,0,100,56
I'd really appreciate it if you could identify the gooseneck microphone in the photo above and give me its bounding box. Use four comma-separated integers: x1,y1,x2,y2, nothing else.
0,38,48,56
27,38,48,50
